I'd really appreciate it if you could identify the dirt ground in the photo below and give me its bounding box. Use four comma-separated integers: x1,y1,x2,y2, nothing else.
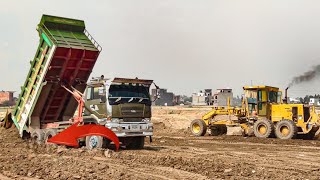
1,106,320,179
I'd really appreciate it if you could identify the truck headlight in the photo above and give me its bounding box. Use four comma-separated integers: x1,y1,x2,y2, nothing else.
98,118,107,124
111,118,120,123
143,118,151,122
111,127,122,131
111,127,118,131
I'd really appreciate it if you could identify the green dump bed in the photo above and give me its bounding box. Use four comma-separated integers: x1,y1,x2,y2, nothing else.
12,15,101,135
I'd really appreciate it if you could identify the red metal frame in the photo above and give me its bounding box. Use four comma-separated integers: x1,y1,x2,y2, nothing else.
47,84,120,150
61,85,84,123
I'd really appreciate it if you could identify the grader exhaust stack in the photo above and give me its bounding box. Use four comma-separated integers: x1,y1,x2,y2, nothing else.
284,87,289,104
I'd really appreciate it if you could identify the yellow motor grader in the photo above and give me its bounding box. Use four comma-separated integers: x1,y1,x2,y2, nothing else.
190,86,320,139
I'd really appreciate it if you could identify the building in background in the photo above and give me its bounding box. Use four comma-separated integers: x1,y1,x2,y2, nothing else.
173,95,181,105
204,89,214,105
152,88,174,106
0,91,15,106
213,89,233,107
192,90,207,106
309,98,320,106
192,88,233,106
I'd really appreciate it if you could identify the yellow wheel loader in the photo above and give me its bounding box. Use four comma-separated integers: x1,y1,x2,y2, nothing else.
190,86,320,140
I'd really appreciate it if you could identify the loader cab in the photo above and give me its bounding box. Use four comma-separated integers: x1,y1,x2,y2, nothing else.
243,86,280,118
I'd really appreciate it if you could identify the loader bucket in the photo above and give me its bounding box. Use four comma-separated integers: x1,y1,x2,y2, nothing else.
48,122,120,150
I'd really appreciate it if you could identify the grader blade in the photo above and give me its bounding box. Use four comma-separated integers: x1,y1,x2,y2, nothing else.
226,125,244,136
48,122,120,150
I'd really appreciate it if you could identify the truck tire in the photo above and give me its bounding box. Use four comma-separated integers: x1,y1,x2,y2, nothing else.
31,129,45,144
44,129,57,144
126,137,145,149
86,135,104,149
275,120,297,139
190,119,207,136
253,119,274,138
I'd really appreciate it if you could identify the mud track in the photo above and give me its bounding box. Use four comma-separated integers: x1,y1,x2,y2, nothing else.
1,107,320,179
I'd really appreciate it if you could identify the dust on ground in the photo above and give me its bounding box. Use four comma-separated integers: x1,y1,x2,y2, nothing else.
1,106,320,179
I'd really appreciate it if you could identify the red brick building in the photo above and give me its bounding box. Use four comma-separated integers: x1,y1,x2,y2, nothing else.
0,91,15,106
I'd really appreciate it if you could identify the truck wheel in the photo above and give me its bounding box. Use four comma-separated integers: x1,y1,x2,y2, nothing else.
190,119,207,136
31,129,45,144
126,137,145,149
253,119,274,138
275,120,297,139
86,136,104,149
44,129,57,144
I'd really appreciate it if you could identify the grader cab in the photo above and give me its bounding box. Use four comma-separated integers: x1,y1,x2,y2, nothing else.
190,85,320,140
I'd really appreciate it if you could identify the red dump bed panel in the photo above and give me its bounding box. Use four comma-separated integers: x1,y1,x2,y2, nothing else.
32,48,99,124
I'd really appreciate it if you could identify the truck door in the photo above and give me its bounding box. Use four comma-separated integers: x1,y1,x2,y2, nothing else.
84,86,107,118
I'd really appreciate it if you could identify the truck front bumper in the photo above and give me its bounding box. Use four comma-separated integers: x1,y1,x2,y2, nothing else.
105,122,153,137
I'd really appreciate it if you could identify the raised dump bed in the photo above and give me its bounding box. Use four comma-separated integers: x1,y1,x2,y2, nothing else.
12,15,101,136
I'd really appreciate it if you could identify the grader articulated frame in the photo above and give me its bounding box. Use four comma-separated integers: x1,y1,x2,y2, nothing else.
190,85,320,140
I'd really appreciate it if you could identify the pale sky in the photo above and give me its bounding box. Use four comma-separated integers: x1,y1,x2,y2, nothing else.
1,0,320,98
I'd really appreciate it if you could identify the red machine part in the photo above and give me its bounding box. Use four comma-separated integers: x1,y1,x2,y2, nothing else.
47,85,120,151
48,122,120,150
61,85,84,123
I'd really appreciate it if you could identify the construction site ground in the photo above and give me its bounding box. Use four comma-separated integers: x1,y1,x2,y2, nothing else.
1,106,320,179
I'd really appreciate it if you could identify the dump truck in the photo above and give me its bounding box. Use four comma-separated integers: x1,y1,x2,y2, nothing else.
83,76,157,149
1,15,120,149
190,85,320,140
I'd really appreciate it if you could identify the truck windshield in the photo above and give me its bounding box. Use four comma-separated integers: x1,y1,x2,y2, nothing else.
108,85,151,105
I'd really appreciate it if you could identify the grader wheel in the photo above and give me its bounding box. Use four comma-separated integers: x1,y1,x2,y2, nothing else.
275,120,297,140
253,119,274,138
190,119,207,136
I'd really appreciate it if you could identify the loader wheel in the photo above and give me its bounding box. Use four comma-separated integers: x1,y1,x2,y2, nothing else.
190,119,207,136
86,135,104,149
275,120,297,139
31,130,45,144
253,119,274,138
44,129,57,144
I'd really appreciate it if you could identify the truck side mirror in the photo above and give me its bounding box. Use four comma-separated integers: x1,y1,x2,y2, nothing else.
152,82,160,102
154,92,160,100
152,93,160,102
98,87,106,103
100,95,106,103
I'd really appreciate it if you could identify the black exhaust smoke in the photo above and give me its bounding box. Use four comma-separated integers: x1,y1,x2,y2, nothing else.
288,64,320,88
